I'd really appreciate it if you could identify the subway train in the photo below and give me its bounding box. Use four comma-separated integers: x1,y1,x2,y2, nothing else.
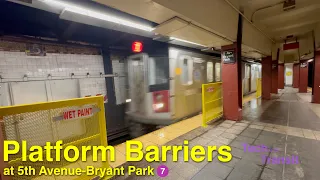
125,46,261,137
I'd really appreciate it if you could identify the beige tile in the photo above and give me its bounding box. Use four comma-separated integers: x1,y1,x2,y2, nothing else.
232,125,247,131
218,123,233,128
273,125,288,130
214,126,228,132
241,120,251,124
214,136,232,144
272,128,286,134
313,131,320,140
287,126,301,132
249,124,264,130
235,122,249,127
252,122,266,126
287,128,304,137
302,129,316,139
263,126,274,131
224,120,237,124
225,128,243,135
265,123,275,128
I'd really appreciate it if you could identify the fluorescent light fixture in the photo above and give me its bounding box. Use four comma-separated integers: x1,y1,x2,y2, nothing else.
126,99,132,103
308,59,314,62
43,0,155,32
170,37,206,47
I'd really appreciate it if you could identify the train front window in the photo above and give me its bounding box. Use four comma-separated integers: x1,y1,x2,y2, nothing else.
180,57,193,85
148,57,169,89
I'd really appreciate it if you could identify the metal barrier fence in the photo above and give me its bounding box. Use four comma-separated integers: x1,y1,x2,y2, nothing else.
0,96,109,180
256,78,262,98
202,82,223,127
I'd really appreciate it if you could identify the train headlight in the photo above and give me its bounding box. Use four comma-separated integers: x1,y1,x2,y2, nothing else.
153,103,164,110
152,90,169,113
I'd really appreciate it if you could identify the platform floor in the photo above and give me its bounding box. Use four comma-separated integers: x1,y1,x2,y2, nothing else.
112,87,320,180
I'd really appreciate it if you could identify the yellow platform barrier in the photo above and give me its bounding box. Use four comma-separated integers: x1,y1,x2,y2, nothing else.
0,96,110,180
256,78,262,98
202,82,223,127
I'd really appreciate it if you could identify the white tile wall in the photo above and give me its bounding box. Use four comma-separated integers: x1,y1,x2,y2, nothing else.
112,59,127,105
79,78,107,97
0,51,107,101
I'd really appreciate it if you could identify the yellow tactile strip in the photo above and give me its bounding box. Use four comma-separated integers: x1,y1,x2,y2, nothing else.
243,93,258,104
110,115,204,168
247,121,320,140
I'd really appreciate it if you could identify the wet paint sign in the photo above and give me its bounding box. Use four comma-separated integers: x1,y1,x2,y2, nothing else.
53,107,100,121
207,87,214,92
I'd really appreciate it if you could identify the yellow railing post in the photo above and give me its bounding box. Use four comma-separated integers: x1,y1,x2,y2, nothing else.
256,78,262,98
202,84,207,127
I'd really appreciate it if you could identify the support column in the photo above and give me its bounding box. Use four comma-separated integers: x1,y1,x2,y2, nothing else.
312,51,320,103
262,56,272,100
278,63,284,89
293,63,300,88
222,43,242,121
102,48,116,104
271,61,278,93
221,12,242,121
299,61,308,93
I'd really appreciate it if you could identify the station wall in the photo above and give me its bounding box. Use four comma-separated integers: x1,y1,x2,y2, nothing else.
0,41,107,106
111,54,127,105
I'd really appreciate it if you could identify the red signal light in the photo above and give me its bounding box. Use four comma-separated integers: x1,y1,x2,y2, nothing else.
132,41,143,53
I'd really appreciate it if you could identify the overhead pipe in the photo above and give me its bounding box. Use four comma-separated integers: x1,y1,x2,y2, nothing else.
251,1,286,22
0,74,117,83
222,0,276,43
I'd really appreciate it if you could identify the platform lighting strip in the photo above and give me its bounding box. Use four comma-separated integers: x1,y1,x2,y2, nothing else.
42,0,155,32
170,37,207,47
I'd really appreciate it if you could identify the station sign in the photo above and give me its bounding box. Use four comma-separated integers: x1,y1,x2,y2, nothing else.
53,107,100,121
222,50,235,64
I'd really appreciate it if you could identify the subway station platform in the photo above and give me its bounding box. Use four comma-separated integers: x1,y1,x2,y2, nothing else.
112,87,320,180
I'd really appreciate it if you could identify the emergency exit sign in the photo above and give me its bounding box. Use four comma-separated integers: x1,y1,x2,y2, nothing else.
53,107,100,121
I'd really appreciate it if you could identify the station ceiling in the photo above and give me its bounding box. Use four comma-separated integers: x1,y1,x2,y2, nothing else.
5,0,320,62
94,0,319,62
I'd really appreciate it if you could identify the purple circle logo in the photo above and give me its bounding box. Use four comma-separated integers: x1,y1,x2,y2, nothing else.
156,165,169,178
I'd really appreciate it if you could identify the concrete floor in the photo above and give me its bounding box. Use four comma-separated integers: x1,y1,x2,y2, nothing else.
114,87,320,180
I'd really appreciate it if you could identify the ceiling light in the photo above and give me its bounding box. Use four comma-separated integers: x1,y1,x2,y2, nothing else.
43,0,155,32
308,59,314,62
170,37,206,47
